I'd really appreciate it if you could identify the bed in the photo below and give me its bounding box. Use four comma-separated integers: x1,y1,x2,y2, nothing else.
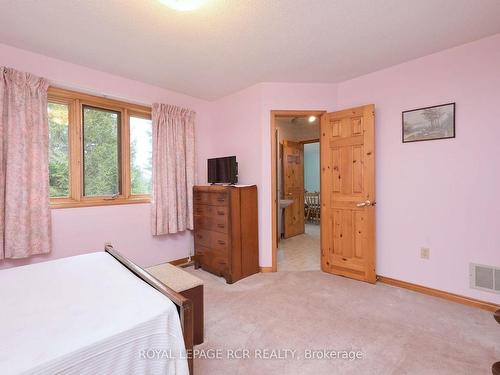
0,248,193,375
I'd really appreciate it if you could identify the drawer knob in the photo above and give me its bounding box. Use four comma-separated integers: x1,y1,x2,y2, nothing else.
217,224,225,228
217,211,224,216
217,240,225,245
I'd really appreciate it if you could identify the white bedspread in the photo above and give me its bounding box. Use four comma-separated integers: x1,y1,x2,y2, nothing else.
0,252,189,375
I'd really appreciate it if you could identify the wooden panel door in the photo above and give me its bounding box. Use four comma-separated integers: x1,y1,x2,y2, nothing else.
283,140,305,238
320,105,376,283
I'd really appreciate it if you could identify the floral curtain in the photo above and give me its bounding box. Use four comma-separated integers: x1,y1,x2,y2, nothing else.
0,67,51,259
151,103,195,235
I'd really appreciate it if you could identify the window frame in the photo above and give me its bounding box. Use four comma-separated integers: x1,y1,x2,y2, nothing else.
48,87,152,209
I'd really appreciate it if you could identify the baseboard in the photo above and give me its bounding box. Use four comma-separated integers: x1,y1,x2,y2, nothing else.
377,275,500,312
260,267,274,273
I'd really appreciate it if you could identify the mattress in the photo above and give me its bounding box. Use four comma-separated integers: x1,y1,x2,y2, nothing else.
0,252,189,375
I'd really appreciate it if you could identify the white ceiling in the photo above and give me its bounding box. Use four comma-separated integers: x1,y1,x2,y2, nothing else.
1,0,500,100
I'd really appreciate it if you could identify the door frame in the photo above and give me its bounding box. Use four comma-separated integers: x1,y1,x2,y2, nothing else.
270,110,326,272
300,138,320,145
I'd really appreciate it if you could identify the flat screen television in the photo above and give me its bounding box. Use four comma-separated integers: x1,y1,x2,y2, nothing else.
208,156,238,184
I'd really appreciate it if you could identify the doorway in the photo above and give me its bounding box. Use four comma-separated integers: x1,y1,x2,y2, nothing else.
271,111,324,272
270,105,377,282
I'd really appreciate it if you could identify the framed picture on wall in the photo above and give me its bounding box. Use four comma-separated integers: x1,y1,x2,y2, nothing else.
402,102,455,143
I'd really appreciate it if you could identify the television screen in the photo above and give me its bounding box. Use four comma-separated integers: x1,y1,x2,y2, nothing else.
208,156,238,184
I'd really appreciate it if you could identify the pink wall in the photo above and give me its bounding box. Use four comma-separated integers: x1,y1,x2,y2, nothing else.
0,43,212,269
336,33,500,304
199,84,264,187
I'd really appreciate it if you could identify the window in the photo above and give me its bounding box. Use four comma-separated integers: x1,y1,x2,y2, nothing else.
48,102,70,197
130,116,153,195
83,106,121,196
48,87,152,208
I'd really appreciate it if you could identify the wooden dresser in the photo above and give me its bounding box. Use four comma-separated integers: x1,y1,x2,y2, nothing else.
193,185,259,284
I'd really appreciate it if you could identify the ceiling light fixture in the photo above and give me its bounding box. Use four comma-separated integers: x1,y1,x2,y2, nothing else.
308,116,317,123
159,0,208,11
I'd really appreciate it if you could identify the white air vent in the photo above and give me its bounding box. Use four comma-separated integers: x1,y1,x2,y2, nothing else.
469,263,500,294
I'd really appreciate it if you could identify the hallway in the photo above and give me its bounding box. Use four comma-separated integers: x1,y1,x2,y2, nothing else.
277,224,320,271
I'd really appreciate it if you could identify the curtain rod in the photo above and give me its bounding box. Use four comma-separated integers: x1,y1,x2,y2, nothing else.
50,80,152,107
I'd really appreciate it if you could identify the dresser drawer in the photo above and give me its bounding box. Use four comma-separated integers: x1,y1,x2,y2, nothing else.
211,206,228,220
210,192,229,206
195,245,228,273
195,213,228,233
194,229,211,248
211,220,228,234
194,192,211,205
194,215,210,231
194,204,210,217
194,205,204,217
194,204,228,218
211,232,229,251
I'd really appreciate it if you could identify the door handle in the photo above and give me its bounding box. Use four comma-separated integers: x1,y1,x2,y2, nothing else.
356,200,374,207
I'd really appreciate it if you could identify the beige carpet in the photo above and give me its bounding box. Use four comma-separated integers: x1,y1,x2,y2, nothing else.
185,267,500,375
278,224,320,271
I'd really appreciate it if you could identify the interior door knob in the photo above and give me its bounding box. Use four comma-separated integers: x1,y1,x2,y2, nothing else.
356,200,373,207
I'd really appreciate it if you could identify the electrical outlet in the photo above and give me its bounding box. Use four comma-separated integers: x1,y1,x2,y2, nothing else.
420,247,430,260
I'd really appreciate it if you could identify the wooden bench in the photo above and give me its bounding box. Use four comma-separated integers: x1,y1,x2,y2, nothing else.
146,263,204,346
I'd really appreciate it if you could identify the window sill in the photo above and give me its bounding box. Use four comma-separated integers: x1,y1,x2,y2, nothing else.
50,197,151,209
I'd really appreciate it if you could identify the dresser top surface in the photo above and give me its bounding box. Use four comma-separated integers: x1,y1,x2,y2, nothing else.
194,184,256,192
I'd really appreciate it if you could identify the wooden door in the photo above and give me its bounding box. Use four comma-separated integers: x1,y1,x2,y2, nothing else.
283,140,305,238
320,105,376,283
